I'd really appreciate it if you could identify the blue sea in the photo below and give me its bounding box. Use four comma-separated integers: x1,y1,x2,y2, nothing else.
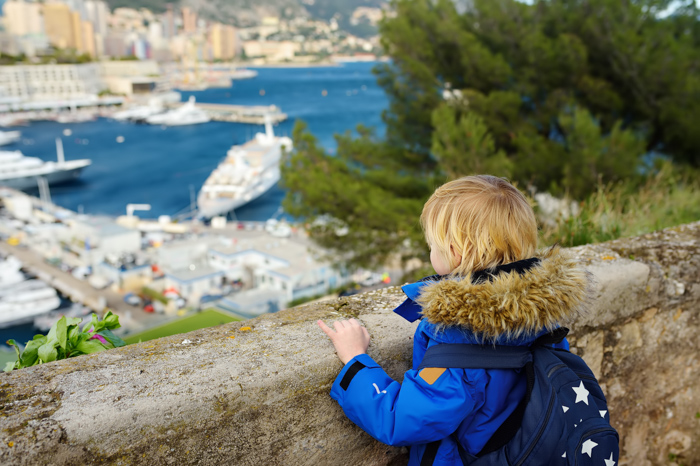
7,62,388,220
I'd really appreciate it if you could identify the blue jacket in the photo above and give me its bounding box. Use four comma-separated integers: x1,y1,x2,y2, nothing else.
329,248,590,465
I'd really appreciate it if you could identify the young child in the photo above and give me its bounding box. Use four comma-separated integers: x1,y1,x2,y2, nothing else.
318,175,591,465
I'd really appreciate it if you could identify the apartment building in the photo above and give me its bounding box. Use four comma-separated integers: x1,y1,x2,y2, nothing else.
0,64,102,101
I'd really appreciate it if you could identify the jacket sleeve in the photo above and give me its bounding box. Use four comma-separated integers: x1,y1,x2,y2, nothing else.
329,353,478,447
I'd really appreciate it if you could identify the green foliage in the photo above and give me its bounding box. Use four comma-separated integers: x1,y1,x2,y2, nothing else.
37,48,93,64
282,121,432,268
4,311,125,372
141,286,168,304
0,52,28,65
282,0,700,270
539,163,700,248
122,309,240,344
431,104,512,179
556,107,645,199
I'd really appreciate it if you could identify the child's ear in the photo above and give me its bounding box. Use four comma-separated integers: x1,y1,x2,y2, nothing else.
449,244,462,266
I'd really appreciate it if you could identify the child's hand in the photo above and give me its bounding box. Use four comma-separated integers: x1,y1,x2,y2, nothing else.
317,318,370,365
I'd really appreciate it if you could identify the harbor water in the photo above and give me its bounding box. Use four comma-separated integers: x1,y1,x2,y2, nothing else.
6,62,388,220
0,62,388,354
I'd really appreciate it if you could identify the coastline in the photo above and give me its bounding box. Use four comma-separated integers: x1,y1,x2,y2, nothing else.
242,61,341,68
239,56,388,69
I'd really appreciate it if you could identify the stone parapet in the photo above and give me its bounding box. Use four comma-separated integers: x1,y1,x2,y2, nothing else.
1,222,699,465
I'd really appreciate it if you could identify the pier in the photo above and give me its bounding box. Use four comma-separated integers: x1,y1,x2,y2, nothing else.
164,101,287,124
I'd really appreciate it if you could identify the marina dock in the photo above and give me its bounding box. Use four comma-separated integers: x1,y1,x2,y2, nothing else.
164,101,287,124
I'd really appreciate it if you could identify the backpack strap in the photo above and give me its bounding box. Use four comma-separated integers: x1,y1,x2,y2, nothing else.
417,344,532,371
418,343,536,462
415,329,570,465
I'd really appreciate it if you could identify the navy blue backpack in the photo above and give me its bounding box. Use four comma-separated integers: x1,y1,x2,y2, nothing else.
417,328,619,465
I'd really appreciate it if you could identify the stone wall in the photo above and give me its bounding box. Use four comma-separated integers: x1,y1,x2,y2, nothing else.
0,222,698,466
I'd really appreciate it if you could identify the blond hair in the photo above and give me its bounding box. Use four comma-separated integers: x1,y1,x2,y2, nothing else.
420,175,537,276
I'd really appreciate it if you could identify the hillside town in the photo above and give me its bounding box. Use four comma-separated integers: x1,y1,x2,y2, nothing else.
0,0,384,65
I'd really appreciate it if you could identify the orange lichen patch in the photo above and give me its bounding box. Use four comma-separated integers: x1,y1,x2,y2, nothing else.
602,255,616,261
239,327,252,332
8,441,14,447
227,336,236,339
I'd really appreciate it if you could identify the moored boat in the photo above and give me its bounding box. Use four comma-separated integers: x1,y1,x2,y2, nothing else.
197,116,292,218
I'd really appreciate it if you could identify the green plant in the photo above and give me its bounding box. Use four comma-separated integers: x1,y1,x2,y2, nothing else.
538,163,700,248
4,311,126,372
141,287,168,304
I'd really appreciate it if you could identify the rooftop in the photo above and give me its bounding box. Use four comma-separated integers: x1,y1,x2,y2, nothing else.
209,231,328,277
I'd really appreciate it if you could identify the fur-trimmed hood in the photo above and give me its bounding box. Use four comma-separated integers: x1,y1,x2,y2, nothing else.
415,246,594,342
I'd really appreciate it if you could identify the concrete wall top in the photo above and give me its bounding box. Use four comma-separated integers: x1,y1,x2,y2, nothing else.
1,222,699,466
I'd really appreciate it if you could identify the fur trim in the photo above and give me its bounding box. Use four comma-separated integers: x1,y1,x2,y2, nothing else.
416,246,594,342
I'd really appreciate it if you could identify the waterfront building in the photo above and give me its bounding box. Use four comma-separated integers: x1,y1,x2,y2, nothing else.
165,4,175,39
99,60,159,77
182,7,198,34
85,0,109,36
163,264,224,303
82,20,96,57
95,262,152,292
258,17,281,40
43,3,81,50
242,40,298,62
209,23,237,61
156,238,216,273
85,0,109,56
0,63,102,102
207,234,350,311
2,0,44,37
103,32,127,58
66,216,141,268
300,39,333,55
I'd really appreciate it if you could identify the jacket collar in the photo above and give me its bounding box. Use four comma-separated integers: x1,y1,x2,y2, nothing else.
394,247,593,342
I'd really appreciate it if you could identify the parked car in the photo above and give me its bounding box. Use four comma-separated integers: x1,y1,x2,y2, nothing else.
124,292,142,306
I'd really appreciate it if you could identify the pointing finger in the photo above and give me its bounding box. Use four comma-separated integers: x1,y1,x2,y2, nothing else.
317,320,334,337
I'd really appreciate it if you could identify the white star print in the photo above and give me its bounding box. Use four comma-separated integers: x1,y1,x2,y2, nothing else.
600,410,607,418
572,381,590,405
604,452,616,466
581,439,598,457
562,451,566,458
372,383,386,394
562,405,569,413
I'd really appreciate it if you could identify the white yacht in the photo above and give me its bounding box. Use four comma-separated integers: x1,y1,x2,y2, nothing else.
0,138,91,191
0,286,61,328
0,256,25,289
145,96,210,126
197,117,292,218
111,104,164,122
0,257,61,328
0,130,21,146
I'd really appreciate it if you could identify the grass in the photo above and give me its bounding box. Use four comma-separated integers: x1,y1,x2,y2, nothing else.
124,309,242,345
538,164,700,248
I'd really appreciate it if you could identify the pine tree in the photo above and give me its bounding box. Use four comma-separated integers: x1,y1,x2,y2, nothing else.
282,0,700,270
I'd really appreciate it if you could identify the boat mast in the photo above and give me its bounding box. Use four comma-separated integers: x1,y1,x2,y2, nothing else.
55,137,65,164
264,114,274,141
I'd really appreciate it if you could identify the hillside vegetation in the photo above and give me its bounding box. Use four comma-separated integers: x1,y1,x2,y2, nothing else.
281,0,700,271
